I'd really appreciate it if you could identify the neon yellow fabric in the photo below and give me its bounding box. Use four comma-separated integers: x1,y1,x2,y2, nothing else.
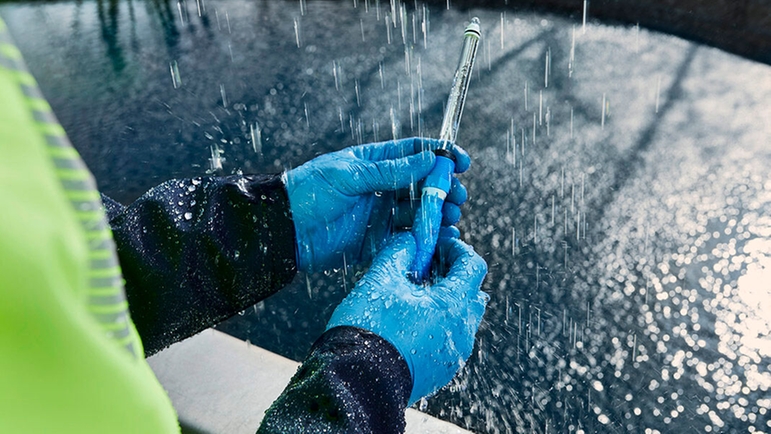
0,17,179,433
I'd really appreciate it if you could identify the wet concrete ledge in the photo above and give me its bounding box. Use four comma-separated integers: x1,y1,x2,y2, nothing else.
148,330,473,434
426,0,771,65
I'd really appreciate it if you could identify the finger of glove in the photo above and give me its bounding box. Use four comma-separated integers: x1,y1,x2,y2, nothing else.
348,152,435,195
355,137,471,174
446,177,468,205
438,225,461,239
437,237,487,295
449,145,471,174
442,202,462,226
369,232,416,272
354,137,442,160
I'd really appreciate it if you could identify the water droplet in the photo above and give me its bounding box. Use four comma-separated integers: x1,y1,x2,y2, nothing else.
169,60,182,89
184,212,193,220
220,83,228,108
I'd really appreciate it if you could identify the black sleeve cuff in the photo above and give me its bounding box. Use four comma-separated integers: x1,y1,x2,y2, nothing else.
106,174,298,356
258,326,412,434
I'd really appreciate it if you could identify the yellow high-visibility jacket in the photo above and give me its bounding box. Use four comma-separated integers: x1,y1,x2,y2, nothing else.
0,16,179,433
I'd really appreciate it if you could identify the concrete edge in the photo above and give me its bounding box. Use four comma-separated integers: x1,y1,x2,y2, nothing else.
147,329,473,434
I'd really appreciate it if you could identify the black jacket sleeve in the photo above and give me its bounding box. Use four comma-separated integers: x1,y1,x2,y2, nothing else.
258,326,413,434
103,174,298,356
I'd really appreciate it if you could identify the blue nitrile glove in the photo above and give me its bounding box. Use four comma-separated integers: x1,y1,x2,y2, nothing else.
284,137,471,273
326,232,488,406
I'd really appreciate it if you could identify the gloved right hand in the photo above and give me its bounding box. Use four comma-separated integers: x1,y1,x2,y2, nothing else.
284,137,470,273
326,232,488,406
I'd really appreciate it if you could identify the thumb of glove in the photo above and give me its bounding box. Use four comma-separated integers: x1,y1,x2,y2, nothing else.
349,151,436,194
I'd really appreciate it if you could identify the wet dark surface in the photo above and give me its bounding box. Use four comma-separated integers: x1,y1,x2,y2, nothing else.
3,1,771,432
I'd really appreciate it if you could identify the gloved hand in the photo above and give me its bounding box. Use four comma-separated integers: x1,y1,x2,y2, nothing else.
326,232,488,406
284,137,470,273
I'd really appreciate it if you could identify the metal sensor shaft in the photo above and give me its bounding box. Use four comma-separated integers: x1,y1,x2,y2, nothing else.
438,17,481,148
411,18,481,282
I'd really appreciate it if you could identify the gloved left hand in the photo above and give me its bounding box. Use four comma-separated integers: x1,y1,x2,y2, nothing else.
326,232,488,406
284,138,470,273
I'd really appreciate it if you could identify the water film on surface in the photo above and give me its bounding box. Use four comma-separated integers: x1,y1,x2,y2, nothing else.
3,1,770,432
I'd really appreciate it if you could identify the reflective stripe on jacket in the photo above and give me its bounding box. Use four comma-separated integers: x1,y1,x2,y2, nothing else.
0,16,179,433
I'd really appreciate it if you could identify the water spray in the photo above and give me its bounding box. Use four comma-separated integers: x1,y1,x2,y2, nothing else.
411,17,481,282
